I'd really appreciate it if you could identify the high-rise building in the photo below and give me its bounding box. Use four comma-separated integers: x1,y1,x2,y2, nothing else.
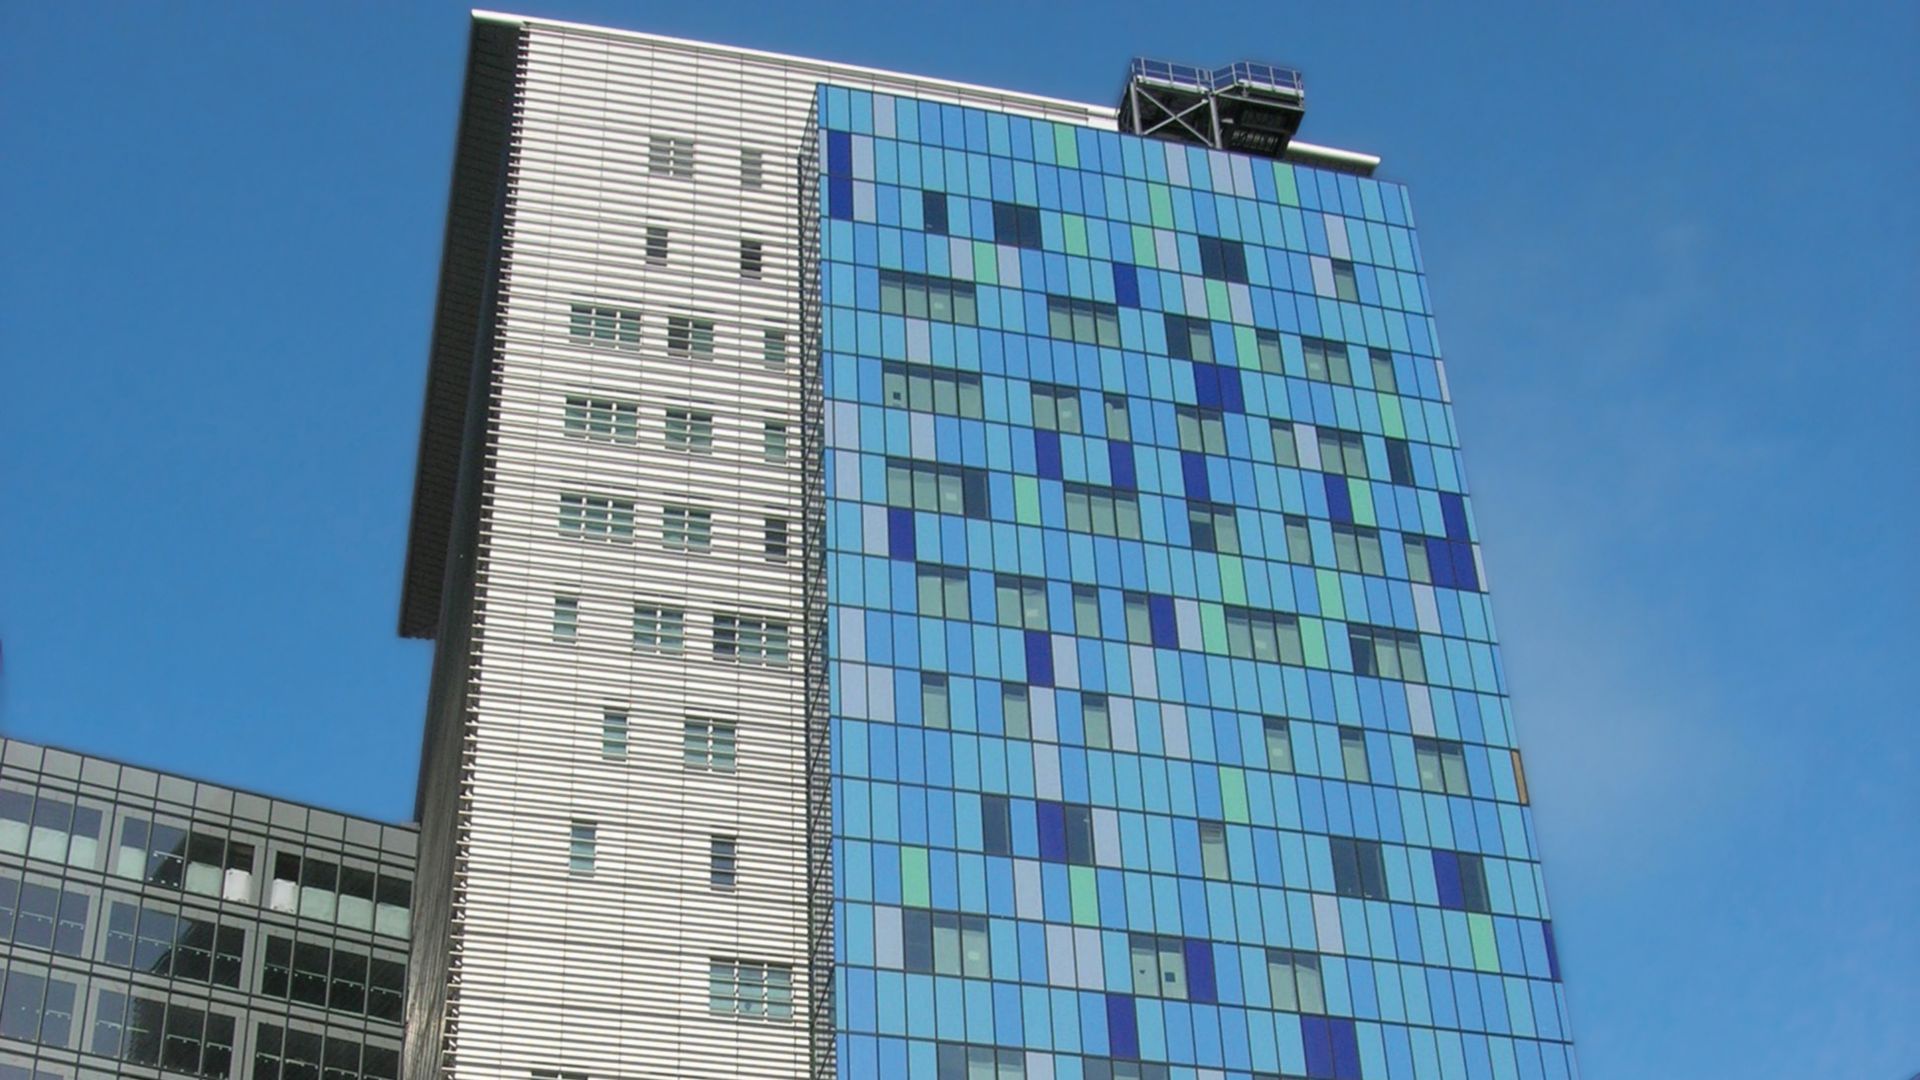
402,13,1576,1080
0,737,416,1080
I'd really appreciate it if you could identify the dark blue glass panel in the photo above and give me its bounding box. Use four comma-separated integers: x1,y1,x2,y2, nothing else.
887,508,916,561
1035,801,1067,862
1108,441,1137,491
1104,993,1140,1059
1181,453,1211,500
1112,263,1140,307
1302,1015,1334,1078
826,130,853,177
1432,849,1464,910
1323,474,1353,523
1024,630,1054,687
1426,537,1455,589
1440,492,1470,541
1034,430,1063,481
1183,939,1217,1004
1148,596,1179,648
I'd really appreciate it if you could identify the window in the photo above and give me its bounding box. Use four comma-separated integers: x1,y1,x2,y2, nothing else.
1062,482,1142,539
1513,750,1532,805
1270,421,1299,467
602,711,629,762
249,1024,395,1080
1414,737,1472,796
1072,586,1102,636
0,790,101,868
1349,624,1427,682
878,269,979,324
709,959,793,1020
1222,606,1305,665
1045,295,1121,347
1104,394,1131,440
1331,258,1360,302
1403,535,1433,584
258,936,404,1022
991,200,1043,249
1121,592,1152,644
661,505,713,551
993,575,1049,630
568,303,641,349
762,328,787,368
1385,436,1416,485
1339,727,1371,782
1175,406,1227,455
884,458,990,519
112,819,252,900
1267,949,1326,1013
558,493,635,541
568,821,596,877
1065,694,1105,750
266,854,410,937
1282,514,1314,564
902,910,990,977
1,876,85,958
1262,718,1295,772
921,190,948,234
1330,837,1388,899
1331,524,1386,576
664,407,715,453
1369,347,1398,393
981,795,1011,855
916,565,971,619
710,836,737,890
683,718,738,772
763,517,789,562
1316,427,1369,478
739,237,765,279
666,315,716,358
1302,336,1352,385
564,395,639,443
632,605,686,653
763,421,789,461
100,899,243,987
1031,384,1083,432
551,595,579,642
1000,684,1031,740
713,614,789,665
937,1044,1027,1080
645,225,670,266
94,991,235,1077
648,133,694,178
1197,236,1250,283
1129,933,1190,998
921,675,950,729
1187,501,1239,555
739,147,766,190
883,362,984,419
1198,821,1228,880
1254,328,1285,373
0,965,76,1048
1163,313,1214,362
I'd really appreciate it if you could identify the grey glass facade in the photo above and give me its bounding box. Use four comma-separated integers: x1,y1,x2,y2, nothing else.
0,738,415,1080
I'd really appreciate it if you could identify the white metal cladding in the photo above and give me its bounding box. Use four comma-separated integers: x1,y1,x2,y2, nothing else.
418,18,1115,1080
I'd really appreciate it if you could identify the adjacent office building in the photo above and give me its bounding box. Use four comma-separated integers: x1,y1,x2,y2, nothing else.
0,737,416,1080
401,12,1577,1080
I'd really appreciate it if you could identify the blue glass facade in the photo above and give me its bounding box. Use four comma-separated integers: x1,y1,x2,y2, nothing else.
818,84,1575,1080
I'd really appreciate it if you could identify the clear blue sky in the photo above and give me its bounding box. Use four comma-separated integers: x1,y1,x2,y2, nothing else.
2,2,1914,1076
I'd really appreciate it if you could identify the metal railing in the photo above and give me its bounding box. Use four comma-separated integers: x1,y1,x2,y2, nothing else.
1128,57,1304,94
